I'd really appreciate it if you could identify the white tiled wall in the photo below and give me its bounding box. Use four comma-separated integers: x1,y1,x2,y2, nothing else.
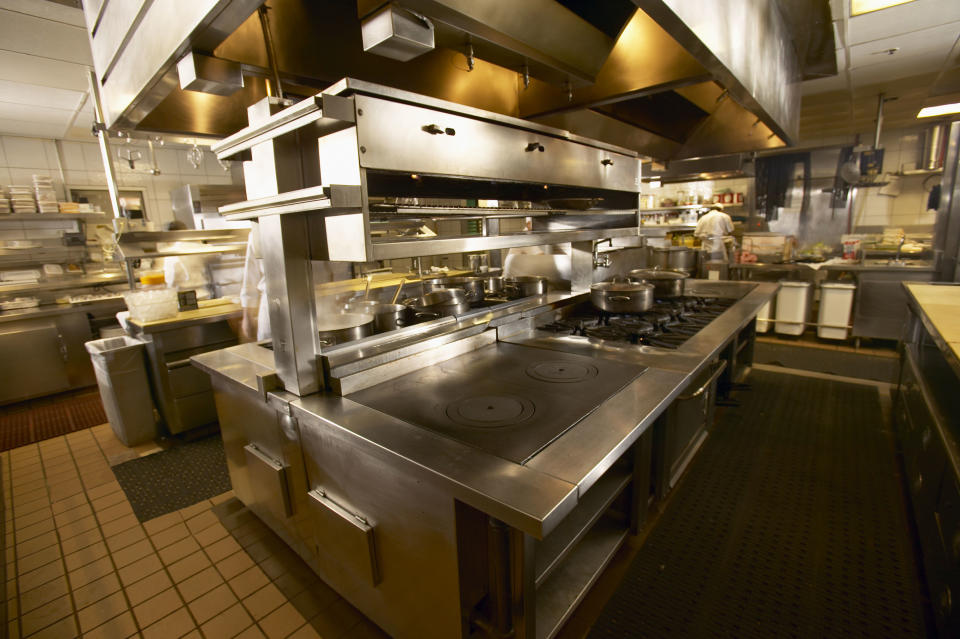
0,135,243,227
851,127,937,230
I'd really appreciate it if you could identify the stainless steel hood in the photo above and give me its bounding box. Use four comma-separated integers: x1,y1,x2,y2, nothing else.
83,0,825,160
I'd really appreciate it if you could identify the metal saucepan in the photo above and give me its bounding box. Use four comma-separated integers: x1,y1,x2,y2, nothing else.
344,300,414,332
504,276,548,298
317,312,374,345
590,281,654,313
441,276,485,303
405,288,467,308
649,246,697,273
627,269,688,298
482,276,504,294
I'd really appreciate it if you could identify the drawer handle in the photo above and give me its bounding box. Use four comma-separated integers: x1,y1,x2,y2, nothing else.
601,158,614,166
678,360,728,400
422,124,444,135
525,142,545,152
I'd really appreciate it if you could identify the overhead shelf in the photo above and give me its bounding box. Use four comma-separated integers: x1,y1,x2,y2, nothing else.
0,213,108,222
370,227,638,260
0,271,126,296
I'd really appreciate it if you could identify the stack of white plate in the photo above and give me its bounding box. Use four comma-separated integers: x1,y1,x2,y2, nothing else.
33,175,59,213
8,185,36,213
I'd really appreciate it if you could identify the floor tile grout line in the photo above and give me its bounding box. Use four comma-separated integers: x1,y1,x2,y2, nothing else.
56,433,136,638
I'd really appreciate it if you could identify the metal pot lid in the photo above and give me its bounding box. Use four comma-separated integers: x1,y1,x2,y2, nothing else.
318,312,374,331
591,281,654,292
628,269,688,281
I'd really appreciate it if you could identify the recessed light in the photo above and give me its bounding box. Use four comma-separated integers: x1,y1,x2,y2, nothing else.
917,103,960,118
851,0,917,16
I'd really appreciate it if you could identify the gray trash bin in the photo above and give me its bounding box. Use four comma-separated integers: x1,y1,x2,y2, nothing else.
85,336,156,446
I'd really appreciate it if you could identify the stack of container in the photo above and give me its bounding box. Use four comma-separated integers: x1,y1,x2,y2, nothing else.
32,175,59,213
0,189,11,214
8,185,36,213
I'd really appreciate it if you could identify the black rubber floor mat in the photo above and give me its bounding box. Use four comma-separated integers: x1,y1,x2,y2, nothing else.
588,370,927,638
0,389,108,452
112,434,231,522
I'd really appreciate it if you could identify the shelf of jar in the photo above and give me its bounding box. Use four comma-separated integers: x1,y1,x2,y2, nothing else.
639,204,744,213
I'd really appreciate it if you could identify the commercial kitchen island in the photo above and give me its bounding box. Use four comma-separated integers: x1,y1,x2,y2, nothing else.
898,282,960,637
193,279,775,639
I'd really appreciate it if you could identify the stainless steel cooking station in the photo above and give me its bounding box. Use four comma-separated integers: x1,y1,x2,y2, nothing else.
191,80,776,639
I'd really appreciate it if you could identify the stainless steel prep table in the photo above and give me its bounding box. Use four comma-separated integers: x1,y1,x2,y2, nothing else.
822,260,937,341
128,300,241,434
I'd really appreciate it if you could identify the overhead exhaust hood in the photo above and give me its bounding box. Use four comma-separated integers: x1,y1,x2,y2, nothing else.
644,153,755,184
83,0,829,160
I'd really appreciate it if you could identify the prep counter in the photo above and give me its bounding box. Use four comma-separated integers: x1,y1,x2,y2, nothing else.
127,299,241,434
193,280,776,639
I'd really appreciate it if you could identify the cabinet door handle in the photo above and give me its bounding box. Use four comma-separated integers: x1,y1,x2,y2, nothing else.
57,333,68,362
601,158,614,166
422,124,444,135
525,142,545,152
678,360,727,400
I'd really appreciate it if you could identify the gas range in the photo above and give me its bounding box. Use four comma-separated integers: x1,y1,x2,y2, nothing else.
537,296,737,350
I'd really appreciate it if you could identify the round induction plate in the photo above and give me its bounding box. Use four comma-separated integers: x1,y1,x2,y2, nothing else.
525,361,599,383
445,394,535,429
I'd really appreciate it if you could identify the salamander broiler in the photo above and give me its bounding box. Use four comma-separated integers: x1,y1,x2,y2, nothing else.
193,78,776,639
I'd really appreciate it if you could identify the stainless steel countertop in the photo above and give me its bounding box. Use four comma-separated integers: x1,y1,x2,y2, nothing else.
193,280,777,538
0,298,124,324
820,259,936,273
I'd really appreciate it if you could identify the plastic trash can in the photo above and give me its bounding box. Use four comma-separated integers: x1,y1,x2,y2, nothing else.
818,282,856,340
775,281,811,336
756,299,774,333
85,336,156,446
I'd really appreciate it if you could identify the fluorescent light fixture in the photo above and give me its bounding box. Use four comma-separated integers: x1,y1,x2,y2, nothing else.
851,0,916,16
917,103,960,118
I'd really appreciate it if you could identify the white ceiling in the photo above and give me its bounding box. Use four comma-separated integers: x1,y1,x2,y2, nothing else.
0,0,93,140
797,0,960,142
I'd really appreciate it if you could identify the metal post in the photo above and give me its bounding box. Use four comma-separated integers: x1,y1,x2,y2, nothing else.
258,6,284,100
873,93,885,150
86,69,124,222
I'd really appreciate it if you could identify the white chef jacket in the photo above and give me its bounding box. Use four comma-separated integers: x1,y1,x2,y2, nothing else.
694,209,734,256
240,229,270,341
161,242,213,299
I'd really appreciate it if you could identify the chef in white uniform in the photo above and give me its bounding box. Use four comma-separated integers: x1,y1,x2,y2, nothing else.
694,204,734,259
240,224,269,342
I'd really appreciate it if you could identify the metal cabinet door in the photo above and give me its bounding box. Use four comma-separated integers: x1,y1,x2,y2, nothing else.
0,318,71,404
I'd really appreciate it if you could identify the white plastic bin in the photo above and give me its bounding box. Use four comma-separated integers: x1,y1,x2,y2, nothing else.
775,281,811,336
85,336,157,446
818,282,856,340
756,299,774,333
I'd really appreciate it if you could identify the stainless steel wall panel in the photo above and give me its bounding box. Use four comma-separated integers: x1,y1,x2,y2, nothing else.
353,95,640,192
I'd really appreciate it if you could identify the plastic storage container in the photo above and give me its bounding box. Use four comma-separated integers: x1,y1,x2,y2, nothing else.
756,299,774,333
775,281,811,336
123,288,178,322
818,282,856,340
85,336,156,446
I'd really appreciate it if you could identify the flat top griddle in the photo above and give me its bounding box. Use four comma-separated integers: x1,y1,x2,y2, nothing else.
348,342,647,464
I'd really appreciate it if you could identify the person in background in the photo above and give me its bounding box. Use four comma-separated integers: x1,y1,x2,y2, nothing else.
161,220,214,299
694,203,734,258
240,224,269,342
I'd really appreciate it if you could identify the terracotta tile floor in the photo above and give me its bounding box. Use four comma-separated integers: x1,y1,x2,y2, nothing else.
2,424,389,639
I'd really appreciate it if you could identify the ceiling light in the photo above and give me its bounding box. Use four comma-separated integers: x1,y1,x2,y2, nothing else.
917,103,960,118
851,0,917,16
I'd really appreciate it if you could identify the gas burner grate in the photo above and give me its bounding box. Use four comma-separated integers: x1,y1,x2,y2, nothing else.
540,295,737,348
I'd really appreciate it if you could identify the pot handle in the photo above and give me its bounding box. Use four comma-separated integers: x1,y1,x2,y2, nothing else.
414,312,440,321
608,295,632,302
